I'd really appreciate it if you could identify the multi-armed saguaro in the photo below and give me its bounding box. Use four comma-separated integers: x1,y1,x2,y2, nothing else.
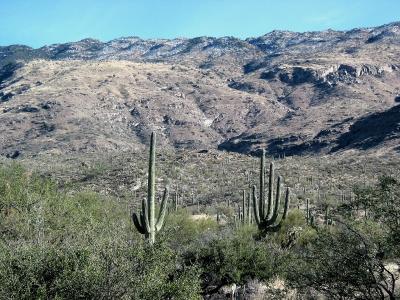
252,150,290,233
132,132,169,244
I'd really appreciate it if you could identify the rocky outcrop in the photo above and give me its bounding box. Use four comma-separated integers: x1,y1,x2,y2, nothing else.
332,105,400,151
219,104,400,156
227,80,267,94
260,63,396,87
0,62,23,86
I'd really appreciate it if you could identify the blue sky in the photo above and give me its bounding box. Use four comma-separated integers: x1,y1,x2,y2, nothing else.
1,0,399,48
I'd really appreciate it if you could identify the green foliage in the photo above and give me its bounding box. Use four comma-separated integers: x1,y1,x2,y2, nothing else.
285,225,397,299
185,226,285,291
275,209,317,248
0,241,201,300
0,164,201,299
354,176,400,257
0,244,101,299
164,209,218,247
285,176,400,299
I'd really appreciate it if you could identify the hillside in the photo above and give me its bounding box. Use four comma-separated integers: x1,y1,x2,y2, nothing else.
1,22,400,158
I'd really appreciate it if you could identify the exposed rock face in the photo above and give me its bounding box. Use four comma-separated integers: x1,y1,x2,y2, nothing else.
0,22,400,157
332,105,400,151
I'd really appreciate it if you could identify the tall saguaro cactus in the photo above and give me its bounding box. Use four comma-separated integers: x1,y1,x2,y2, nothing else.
252,150,290,233
132,132,169,244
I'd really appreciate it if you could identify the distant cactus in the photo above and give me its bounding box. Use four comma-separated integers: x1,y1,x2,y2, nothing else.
325,206,332,226
242,190,246,223
247,185,252,224
252,150,290,233
174,191,179,211
309,213,315,226
132,132,169,244
306,198,310,225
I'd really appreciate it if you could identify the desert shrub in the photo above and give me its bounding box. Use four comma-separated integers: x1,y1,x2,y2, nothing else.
286,176,400,299
0,243,102,299
0,164,58,240
163,209,218,249
275,209,317,248
354,176,400,257
184,225,285,294
286,223,399,299
0,241,201,299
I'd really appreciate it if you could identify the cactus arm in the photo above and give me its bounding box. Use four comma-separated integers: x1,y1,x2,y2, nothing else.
263,187,290,233
267,162,274,219
132,212,147,234
265,176,282,226
252,185,261,225
141,198,151,233
155,187,169,232
133,197,150,234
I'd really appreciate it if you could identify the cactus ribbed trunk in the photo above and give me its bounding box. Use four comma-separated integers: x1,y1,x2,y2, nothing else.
260,150,265,217
148,132,156,244
242,190,246,223
325,206,330,226
247,186,252,224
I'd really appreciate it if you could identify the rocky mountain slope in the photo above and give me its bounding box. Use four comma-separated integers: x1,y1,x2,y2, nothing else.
1,22,400,158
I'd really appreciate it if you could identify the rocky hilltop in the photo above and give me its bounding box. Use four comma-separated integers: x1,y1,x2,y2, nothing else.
1,22,400,157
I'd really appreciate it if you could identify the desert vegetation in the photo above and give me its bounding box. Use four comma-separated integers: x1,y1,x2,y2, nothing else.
0,132,399,299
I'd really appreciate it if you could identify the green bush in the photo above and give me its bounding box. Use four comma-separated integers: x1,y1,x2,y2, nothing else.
285,225,399,299
0,244,99,299
184,225,285,293
0,241,201,299
163,209,218,248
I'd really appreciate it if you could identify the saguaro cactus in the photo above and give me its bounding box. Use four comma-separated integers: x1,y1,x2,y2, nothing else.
242,190,246,223
132,132,169,244
325,206,332,226
306,198,310,225
252,150,290,233
174,191,179,211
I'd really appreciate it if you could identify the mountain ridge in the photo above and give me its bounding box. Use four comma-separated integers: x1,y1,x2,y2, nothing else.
3,20,400,49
